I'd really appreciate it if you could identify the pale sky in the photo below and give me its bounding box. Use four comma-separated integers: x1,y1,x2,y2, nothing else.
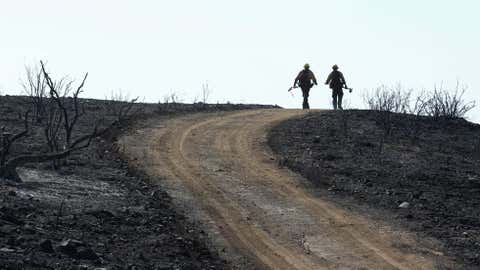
1,0,479,121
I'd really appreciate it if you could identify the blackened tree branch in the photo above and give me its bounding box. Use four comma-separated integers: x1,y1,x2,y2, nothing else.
0,111,30,167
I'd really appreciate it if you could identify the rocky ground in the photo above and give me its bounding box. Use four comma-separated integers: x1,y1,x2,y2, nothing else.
268,110,480,270
0,95,275,269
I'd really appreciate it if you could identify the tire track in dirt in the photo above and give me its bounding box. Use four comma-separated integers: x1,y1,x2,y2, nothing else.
121,109,450,269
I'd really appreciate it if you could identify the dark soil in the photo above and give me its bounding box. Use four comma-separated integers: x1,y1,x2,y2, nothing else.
268,110,480,270
0,95,276,269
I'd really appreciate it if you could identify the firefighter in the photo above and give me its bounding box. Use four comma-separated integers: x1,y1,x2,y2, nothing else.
293,63,318,109
325,65,348,110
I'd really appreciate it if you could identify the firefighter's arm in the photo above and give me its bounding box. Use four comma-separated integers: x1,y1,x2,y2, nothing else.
341,73,348,88
325,73,331,85
312,72,318,85
293,71,301,87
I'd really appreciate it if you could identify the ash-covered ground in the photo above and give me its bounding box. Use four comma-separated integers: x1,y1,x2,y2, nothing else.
268,110,480,270
0,95,276,269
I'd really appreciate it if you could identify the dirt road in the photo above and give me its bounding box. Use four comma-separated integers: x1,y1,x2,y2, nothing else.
120,109,449,269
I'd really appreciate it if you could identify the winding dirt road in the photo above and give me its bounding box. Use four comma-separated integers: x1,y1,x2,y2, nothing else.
120,109,449,269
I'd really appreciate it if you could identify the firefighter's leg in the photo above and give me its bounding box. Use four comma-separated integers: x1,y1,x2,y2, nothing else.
302,88,310,109
332,91,338,110
338,92,344,110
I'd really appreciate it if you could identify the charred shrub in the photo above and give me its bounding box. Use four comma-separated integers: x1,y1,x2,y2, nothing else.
364,83,476,146
423,83,475,119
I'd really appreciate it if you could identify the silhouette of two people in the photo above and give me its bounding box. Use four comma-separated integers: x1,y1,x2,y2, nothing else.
293,64,348,110
293,63,317,109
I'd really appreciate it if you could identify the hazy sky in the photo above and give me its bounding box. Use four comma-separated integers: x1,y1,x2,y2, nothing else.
1,0,479,121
